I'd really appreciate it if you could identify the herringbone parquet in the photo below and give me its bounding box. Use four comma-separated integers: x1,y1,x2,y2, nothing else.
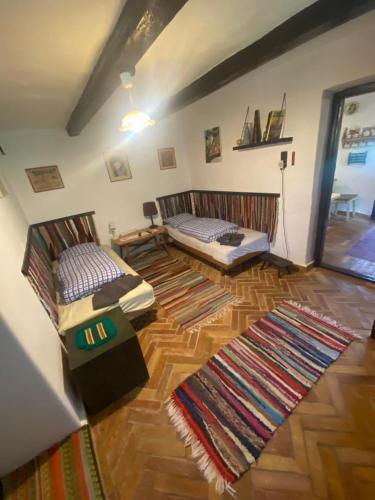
90,248,375,500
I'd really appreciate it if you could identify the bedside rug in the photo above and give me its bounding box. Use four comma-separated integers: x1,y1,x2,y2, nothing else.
166,301,358,496
133,250,240,332
0,426,104,499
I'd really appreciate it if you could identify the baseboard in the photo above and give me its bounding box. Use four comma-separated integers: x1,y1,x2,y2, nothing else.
295,260,315,272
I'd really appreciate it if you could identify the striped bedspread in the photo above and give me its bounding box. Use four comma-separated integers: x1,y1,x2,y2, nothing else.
178,217,238,243
57,245,124,304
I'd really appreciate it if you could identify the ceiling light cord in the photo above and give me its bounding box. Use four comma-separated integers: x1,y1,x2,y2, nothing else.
281,167,290,260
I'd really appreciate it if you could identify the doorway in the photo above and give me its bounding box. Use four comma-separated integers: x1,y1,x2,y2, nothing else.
315,82,375,283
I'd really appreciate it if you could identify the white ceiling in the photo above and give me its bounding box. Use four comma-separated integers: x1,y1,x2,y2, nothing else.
0,0,315,131
0,0,126,131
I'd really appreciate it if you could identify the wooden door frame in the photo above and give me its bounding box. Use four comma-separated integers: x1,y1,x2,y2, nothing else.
314,80,375,283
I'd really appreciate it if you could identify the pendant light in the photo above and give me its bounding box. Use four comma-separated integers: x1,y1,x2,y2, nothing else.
119,72,155,133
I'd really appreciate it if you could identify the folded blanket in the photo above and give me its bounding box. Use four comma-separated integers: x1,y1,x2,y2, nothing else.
217,232,245,247
92,274,143,310
75,317,117,350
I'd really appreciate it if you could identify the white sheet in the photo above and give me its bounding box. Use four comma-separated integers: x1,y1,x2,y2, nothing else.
167,226,269,265
57,245,155,334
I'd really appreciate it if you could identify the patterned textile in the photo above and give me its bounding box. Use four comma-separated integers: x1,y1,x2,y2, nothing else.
157,191,193,220
75,317,117,350
22,212,99,329
34,213,99,260
0,425,104,500
25,229,59,328
164,212,196,228
166,301,357,495
193,191,279,242
178,217,238,243
133,250,239,332
59,242,100,262
57,249,124,304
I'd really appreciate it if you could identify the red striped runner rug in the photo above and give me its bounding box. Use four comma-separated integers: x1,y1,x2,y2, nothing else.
0,426,103,499
133,250,240,332
166,301,358,496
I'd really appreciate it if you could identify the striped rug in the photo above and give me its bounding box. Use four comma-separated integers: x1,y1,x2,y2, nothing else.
133,250,239,332
0,426,103,499
166,301,358,496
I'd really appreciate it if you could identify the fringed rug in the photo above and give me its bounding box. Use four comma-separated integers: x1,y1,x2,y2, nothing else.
0,426,103,499
166,301,358,496
133,250,239,332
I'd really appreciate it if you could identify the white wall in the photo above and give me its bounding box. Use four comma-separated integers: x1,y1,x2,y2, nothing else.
334,92,375,215
0,167,82,475
177,11,375,265
2,12,375,266
0,101,192,242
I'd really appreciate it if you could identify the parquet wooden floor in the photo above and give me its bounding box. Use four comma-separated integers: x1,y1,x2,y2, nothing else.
90,247,375,500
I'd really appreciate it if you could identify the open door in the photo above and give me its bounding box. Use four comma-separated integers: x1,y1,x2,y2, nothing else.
315,82,375,282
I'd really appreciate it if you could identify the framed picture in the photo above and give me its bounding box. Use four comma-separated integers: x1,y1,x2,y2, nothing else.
158,147,177,170
25,165,64,193
104,148,132,182
204,127,222,163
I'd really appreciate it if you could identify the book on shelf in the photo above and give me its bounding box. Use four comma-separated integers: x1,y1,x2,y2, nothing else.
263,110,285,142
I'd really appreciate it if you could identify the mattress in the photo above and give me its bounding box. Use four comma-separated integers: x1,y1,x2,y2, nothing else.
167,226,269,265
57,245,155,334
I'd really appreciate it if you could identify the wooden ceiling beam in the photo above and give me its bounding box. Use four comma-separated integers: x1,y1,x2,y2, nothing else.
66,0,187,136
155,0,375,118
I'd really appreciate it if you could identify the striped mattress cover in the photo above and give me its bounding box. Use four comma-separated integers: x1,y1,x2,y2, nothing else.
167,226,269,265
57,246,155,334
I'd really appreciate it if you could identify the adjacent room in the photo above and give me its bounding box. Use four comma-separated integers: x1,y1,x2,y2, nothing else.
1,1,374,499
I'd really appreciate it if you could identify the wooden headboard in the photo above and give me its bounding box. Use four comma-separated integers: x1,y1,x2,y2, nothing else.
21,211,99,329
157,191,193,220
157,190,279,241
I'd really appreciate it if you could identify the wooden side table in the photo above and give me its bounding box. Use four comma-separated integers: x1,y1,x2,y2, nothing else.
65,308,149,414
112,226,169,263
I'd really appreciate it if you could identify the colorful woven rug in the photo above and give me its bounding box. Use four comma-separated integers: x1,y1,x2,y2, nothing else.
166,301,358,496
0,426,103,499
133,250,239,332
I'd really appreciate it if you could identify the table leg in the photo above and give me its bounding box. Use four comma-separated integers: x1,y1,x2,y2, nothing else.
352,199,356,218
346,201,350,221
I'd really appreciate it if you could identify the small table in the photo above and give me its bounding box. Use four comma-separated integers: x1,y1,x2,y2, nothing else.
65,309,149,414
330,194,358,221
112,226,169,263
260,253,293,277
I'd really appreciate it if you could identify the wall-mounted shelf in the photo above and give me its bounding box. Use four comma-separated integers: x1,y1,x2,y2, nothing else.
232,137,293,151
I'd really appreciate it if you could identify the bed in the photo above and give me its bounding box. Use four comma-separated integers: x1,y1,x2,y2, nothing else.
167,225,269,268
22,211,155,334
157,190,279,273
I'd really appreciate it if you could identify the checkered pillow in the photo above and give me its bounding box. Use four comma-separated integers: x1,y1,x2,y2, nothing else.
57,250,124,304
178,217,238,243
59,243,100,262
164,213,196,228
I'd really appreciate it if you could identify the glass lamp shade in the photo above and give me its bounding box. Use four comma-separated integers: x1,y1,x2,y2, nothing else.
119,110,155,133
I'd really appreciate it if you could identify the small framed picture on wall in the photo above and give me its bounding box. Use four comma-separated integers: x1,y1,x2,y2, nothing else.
158,147,177,170
104,148,132,182
204,127,222,163
25,165,64,193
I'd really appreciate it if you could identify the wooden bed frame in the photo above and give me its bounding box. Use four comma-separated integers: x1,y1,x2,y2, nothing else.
170,237,263,274
157,190,279,274
21,211,154,332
